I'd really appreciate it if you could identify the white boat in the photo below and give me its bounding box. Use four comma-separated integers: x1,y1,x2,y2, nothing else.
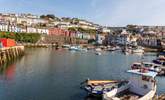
95,48,102,52
95,52,102,55
103,69,157,100
132,47,144,54
123,48,132,55
62,44,70,49
81,48,88,52
107,47,116,51
69,46,81,51
131,62,162,73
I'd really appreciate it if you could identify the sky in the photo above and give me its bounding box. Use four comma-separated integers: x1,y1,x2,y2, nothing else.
0,0,165,26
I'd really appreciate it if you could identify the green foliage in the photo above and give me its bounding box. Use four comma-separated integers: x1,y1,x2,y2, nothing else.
0,32,41,43
127,25,139,34
61,17,72,22
40,14,61,21
68,27,77,32
71,27,97,34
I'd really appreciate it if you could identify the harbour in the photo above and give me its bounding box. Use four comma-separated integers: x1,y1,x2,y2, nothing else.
0,48,165,100
1,0,165,99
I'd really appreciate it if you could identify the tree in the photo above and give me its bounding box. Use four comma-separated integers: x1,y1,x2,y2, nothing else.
40,15,46,19
68,27,76,32
127,25,139,34
46,14,55,19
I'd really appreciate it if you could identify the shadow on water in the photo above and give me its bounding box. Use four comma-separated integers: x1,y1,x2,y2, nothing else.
0,56,24,80
84,95,102,100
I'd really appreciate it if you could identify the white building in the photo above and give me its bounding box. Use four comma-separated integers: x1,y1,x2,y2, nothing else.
0,24,8,31
37,28,48,34
116,29,138,45
27,27,48,34
79,20,93,26
101,27,111,33
16,17,48,26
27,27,37,33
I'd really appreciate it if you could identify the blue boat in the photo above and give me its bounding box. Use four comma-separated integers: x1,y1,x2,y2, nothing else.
152,56,165,66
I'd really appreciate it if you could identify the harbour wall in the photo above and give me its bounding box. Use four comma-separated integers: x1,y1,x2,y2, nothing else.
0,46,24,65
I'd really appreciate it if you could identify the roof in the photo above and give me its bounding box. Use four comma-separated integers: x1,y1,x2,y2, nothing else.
127,69,157,78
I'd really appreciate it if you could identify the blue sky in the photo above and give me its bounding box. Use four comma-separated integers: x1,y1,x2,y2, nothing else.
0,0,165,26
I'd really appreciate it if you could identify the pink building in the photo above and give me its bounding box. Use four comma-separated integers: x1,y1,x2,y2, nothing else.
48,28,75,37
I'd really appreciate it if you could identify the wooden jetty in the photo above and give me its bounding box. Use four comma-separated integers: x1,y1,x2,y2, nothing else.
0,46,24,65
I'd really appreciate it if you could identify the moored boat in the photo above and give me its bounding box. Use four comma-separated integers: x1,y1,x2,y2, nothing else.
62,44,71,49
131,62,162,73
153,56,165,66
80,79,123,96
132,46,144,54
95,52,102,55
95,48,102,52
69,45,81,51
123,48,132,55
107,46,116,51
103,69,157,100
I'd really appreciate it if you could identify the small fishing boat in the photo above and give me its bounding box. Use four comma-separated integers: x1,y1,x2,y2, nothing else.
80,79,121,96
103,69,157,100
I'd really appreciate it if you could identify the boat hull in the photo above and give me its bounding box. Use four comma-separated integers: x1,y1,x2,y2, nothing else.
103,82,157,100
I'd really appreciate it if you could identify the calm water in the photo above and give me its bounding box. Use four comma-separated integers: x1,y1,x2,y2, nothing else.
0,48,164,100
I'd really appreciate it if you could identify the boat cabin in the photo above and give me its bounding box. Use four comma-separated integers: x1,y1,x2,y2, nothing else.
127,69,157,96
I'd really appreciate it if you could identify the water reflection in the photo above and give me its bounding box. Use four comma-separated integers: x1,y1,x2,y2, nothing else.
0,62,16,80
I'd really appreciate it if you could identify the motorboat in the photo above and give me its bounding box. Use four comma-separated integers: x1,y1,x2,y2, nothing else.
103,69,157,100
95,48,102,52
62,44,70,49
132,46,144,54
107,47,116,51
69,45,81,51
131,62,162,73
153,56,165,66
95,52,102,55
107,46,121,52
81,48,88,52
123,48,132,55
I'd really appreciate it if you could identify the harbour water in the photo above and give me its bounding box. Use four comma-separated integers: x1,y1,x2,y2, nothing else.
0,48,164,100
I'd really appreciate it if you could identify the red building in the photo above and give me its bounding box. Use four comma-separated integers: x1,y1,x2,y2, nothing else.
0,38,16,47
48,28,74,36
